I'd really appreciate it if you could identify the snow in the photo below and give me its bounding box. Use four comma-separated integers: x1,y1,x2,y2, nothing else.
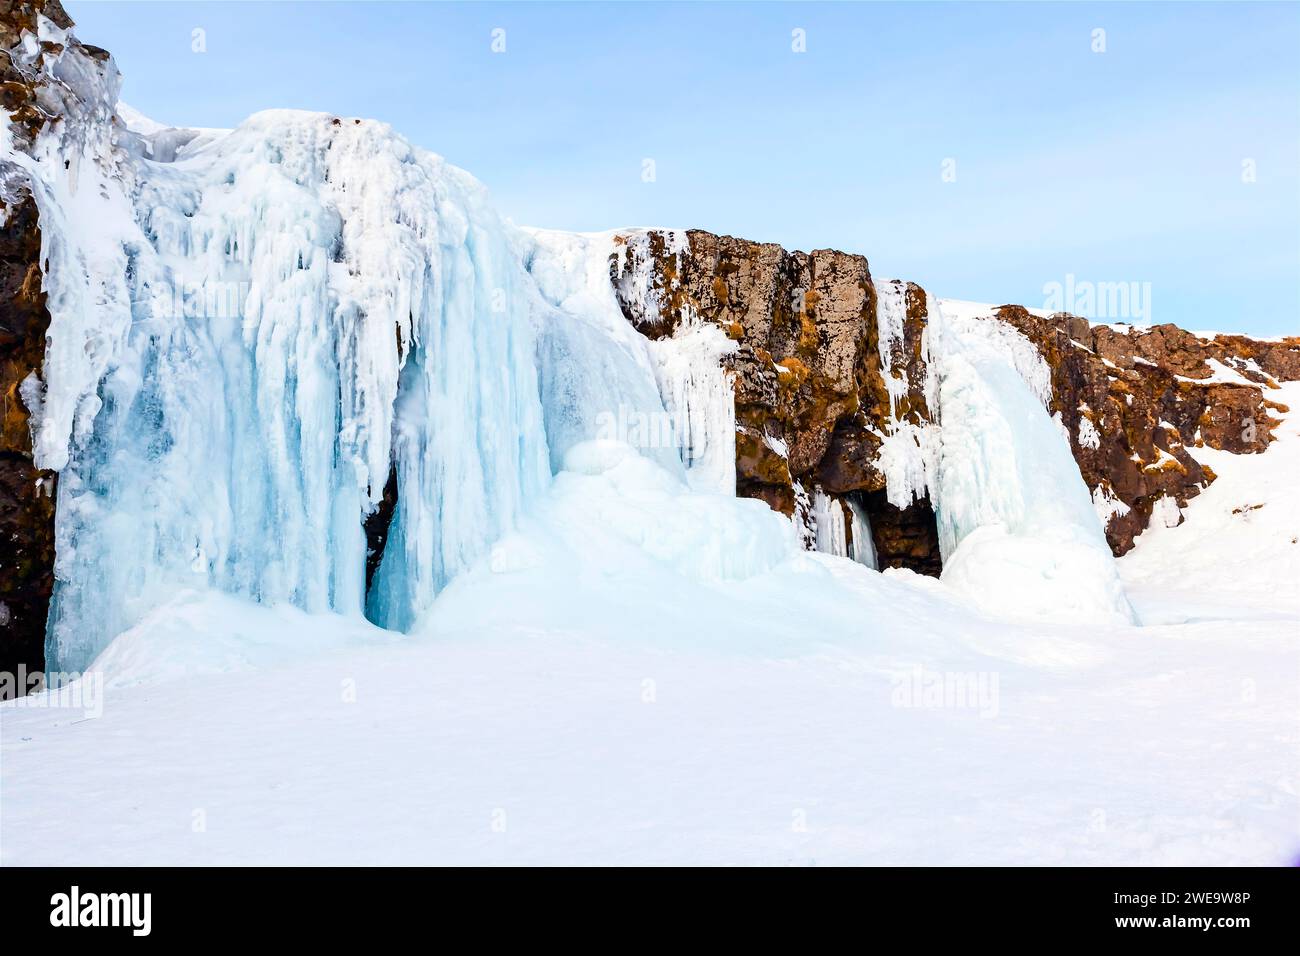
936,298,1054,322
929,302,1135,625
1077,415,1101,450
1118,383,1300,616
1175,357,1265,387
3,458,1296,863
1091,481,1131,529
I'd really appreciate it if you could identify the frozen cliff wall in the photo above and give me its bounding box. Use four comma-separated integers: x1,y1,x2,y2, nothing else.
1,5,565,668
611,229,1299,561
604,228,1134,622
5,4,1296,674
4,5,732,672
608,229,943,575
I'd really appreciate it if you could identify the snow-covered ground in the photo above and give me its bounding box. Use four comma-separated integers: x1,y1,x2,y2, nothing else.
1119,382,1300,621
3,431,1298,865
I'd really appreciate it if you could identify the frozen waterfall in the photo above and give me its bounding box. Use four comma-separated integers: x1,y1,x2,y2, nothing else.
35,109,559,667
929,304,1136,624
9,26,1138,674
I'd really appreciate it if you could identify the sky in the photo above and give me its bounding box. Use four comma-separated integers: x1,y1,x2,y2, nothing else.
66,1,1300,336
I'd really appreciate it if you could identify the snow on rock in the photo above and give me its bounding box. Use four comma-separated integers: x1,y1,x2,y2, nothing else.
1091,481,1132,529
1077,414,1101,450
6,15,138,475
873,280,939,508
609,227,690,332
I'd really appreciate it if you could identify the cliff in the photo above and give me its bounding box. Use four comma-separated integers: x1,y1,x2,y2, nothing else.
610,229,1298,569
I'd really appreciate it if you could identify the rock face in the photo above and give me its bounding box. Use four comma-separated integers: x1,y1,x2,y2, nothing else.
610,229,1299,566
994,308,1295,553
1,0,74,692
611,230,942,573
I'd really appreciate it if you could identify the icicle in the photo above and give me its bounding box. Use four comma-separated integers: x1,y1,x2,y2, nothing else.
847,497,878,569
811,488,848,558
647,313,738,495
873,279,938,509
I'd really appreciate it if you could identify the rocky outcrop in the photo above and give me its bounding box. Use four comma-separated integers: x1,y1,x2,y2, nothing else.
610,229,1299,566
994,308,1295,552
611,230,942,573
1,1,76,691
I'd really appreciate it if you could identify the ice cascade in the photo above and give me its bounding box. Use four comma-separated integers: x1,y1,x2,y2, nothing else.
928,304,1136,624
29,106,554,667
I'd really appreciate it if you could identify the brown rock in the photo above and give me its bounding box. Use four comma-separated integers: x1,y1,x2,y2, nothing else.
0,1,80,691
611,230,944,575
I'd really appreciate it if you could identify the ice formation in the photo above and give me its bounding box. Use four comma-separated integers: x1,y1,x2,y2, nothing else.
9,38,744,667
846,498,878,570
645,316,738,495
872,279,938,508
928,306,1136,624
811,488,848,558
5,15,1138,671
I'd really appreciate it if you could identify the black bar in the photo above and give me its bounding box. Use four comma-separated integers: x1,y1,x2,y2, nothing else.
0,866,1294,941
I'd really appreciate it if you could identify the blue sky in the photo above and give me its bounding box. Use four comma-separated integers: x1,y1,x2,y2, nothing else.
68,1,1299,335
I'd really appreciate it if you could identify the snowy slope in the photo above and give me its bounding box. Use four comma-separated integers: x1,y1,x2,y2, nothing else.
1119,382,1300,619
3,491,1296,864
4,394,1298,866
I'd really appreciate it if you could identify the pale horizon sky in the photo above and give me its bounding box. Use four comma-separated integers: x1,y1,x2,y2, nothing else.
67,0,1300,336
